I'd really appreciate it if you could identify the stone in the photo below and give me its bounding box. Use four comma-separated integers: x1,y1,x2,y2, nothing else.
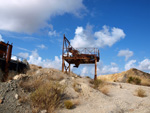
0,99,3,104
15,94,19,99
40,110,47,113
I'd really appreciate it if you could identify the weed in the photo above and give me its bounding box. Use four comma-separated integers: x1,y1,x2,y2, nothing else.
30,81,66,112
64,100,73,109
99,86,109,96
135,88,146,97
127,76,141,85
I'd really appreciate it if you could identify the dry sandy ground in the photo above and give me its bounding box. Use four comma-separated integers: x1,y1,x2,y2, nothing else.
58,79,150,113
1,65,150,113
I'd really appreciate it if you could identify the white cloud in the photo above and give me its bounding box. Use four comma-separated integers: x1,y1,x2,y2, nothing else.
125,59,150,72
70,24,125,48
11,56,17,60
99,62,119,75
118,49,133,61
80,62,120,77
125,60,136,70
80,67,89,76
0,0,86,33
18,52,29,59
28,50,62,70
138,59,150,71
37,44,47,49
0,34,4,41
48,30,59,37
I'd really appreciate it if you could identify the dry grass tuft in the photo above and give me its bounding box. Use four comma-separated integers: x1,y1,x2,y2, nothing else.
99,86,109,95
135,88,146,97
19,76,43,92
18,96,28,103
30,81,66,113
73,82,81,93
64,100,73,109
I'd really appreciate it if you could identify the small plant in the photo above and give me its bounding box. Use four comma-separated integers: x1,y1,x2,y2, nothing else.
18,96,28,103
19,76,43,92
93,79,104,89
99,86,109,96
73,82,81,93
135,88,146,97
127,76,141,85
64,100,73,109
30,81,66,112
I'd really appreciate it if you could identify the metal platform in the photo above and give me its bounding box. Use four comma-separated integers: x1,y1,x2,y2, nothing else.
62,35,100,80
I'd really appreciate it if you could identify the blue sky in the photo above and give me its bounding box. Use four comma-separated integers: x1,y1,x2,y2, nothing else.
0,0,150,78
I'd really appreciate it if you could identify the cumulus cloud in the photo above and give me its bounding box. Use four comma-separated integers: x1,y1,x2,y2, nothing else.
37,44,47,49
125,59,150,72
11,56,17,60
80,62,120,77
125,60,137,70
70,24,125,48
0,34,4,41
48,30,59,37
28,50,62,69
0,0,85,33
118,49,133,61
138,59,150,71
18,52,29,59
99,62,119,75
80,67,89,76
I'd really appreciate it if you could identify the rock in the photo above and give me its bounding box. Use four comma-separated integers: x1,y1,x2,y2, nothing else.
15,94,19,99
0,99,3,104
40,110,47,113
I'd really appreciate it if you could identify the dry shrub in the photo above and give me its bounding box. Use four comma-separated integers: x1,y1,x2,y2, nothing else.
30,81,66,112
18,96,28,103
73,82,81,93
19,76,43,92
91,79,105,89
135,88,146,97
71,99,80,106
99,86,109,95
64,100,73,109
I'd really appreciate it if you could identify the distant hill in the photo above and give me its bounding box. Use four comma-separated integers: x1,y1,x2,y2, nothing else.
98,68,150,86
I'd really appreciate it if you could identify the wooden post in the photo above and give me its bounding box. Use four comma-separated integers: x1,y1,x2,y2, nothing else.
94,57,97,80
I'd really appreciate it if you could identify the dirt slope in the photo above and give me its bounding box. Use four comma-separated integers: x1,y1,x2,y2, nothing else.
98,68,150,84
0,65,150,113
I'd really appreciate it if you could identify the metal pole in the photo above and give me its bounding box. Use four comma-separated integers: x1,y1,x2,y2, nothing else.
69,63,70,73
62,35,65,72
4,44,12,81
94,57,97,80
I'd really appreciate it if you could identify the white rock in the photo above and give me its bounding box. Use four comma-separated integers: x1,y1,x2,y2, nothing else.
15,94,19,99
40,110,47,113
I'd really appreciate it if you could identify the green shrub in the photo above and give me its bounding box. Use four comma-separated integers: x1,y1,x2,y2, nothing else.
127,76,141,85
64,100,73,109
30,81,66,112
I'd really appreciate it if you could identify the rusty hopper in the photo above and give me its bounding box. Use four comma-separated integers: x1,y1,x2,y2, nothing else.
62,35,100,80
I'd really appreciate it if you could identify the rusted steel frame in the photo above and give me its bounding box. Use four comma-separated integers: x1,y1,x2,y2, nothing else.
64,56,92,60
4,43,13,81
94,56,97,80
62,35,65,72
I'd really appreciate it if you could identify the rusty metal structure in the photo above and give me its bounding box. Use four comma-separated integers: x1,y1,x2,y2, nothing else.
0,41,29,81
62,35,100,80
0,41,13,81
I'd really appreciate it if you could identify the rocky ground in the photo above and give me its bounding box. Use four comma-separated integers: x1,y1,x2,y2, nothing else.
0,65,150,113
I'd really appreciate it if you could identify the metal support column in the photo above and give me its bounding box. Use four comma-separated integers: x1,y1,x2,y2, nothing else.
94,57,97,80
